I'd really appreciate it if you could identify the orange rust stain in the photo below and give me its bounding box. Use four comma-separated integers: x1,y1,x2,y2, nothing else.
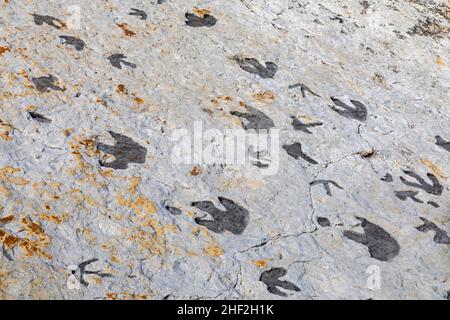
134,97,144,105
1,216,52,259
0,167,29,185
129,177,141,193
0,215,14,224
116,23,136,37
38,213,69,224
252,259,269,268
192,8,211,17
420,159,447,180
64,128,74,137
189,166,202,176
203,244,224,257
253,91,275,104
436,56,449,67
0,119,13,141
116,193,158,215
0,46,10,56
96,98,107,106
106,292,148,300
117,84,126,94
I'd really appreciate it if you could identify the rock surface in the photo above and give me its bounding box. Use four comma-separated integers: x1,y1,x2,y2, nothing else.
0,0,449,299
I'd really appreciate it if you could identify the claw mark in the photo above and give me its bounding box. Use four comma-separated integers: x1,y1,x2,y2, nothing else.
329,97,367,122
289,83,320,98
435,136,450,152
165,205,182,215
192,197,249,235
32,75,64,92
185,12,217,27
129,8,147,20
260,268,300,297
230,105,275,130
310,180,343,196
416,218,450,245
290,116,323,134
427,201,439,208
97,131,147,170
381,173,393,182
400,170,443,195
59,36,85,51
32,14,65,29
394,190,423,203
233,56,278,79
108,54,136,70
28,111,52,124
283,143,318,164
344,217,400,261
78,258,112,287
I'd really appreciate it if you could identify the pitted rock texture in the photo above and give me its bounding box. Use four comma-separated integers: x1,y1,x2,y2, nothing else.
0,0,449,300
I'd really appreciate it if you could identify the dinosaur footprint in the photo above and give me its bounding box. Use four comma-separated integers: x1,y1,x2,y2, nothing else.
290,116,323,134
310,180,343,196
32,14,65,29
191,197,249,235
28,111,52,124
394,190,423,203
233,56,278,79
435,136,450,152
77,258,112,287
260,268,300,297
129,8,147,21
230,105,275,130
400,170,443,195
60,36,85,51
416,218,450,245
185,12,217,27
329,97,367,122
108,54,137,70
344,217,400,261
283,143,318,164
32,75,65,92
289,83,320,98
97,132,147,170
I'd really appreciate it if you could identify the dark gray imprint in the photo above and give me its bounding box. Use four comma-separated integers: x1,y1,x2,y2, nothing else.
260,268,300,297
230,105,275,130
233,56,278,79
344,217,400,261
97,132,147,170
329,97,367,122
192,197,249,235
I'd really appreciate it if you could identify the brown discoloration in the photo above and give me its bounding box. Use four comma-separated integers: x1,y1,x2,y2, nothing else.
420,159,447,180
0,167,30,186
0,46,10,56
116,23,136,37
190,166,202,176
203,244,224,257
253,91,275,104
436,56,449,68
253,259,269,268
134,97,144,105
0,119,13,141
106,292,149,300
1,216,52,259
0,215,14,224
117,84,126,94
192,8,211,17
